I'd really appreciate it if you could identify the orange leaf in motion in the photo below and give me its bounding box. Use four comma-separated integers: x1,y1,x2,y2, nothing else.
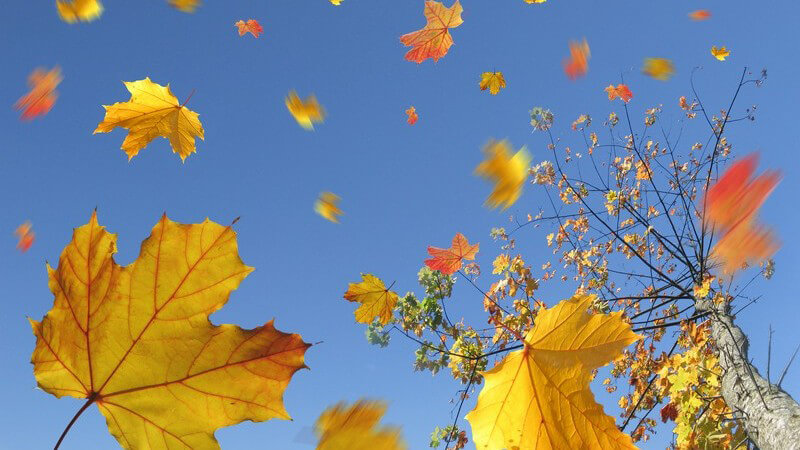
705,154,781,274
169,0,200,12
15,67,62,120
406,106,418,125
605,84,633,103
475,139,531,210
235,19,263,38
688,10,711,21
425,233,479,275
315,191,343,223
642,58,675,81
400,0,463,63
30,212,310,449
14,221,35,252
466,294,640,449
563,39,590,80
711,46,730,61
315,400,407,450
286,90,325,130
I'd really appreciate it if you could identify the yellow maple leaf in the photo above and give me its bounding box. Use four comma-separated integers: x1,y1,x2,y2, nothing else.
30,212,310,449
479,71,506,95
475,139,531,210
286,90,325,130
315,400,407,450
330,0,342,4
343,274,398,325
466,294,640,449
93,78,204,162
711,46,730,61
56,0,103,23
315,191,343,223
168,0,200,12
642,57,675,81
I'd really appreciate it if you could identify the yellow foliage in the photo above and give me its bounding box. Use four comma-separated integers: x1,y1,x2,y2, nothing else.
94,78,205,162
29,212,310,449
466,294,640,449
315,192,344,223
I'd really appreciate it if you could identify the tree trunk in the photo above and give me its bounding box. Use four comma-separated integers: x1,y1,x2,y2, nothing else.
696,298,800,449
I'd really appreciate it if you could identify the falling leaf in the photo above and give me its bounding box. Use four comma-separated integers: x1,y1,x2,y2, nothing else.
642,58,675,81
93,78,204,162
711,46,730,61
315,400,407,450
425,233,479,275
688,10,711,21
168,0,200,12
343,274,398,325
29,212,310,449
286,91,325,130
479,71,506,95
475,139,531,210
405,106,418,125
705,154,781,274
524,0,547,3
315,192,343,223
400,1,463,63
235,19,263,38
465,294,640,449
15,67,62,120
563,39,590,80
56,0,103,23
14,221,35,252
330,0,342,4
605,84,633,103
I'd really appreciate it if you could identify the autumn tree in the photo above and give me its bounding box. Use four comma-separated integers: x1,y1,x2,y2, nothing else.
349,68,800,449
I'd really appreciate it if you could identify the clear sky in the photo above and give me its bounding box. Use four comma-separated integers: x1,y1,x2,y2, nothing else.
2,1,799,448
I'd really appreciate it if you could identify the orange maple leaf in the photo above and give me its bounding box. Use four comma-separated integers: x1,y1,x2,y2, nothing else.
563,39,590,80
14,221,35,252
406,106,418,125
688,10,711,21
15,67,62,120
605,84,633,103
400,1,463,64
425,233,479,275
705,154,781,274
235,19,263,38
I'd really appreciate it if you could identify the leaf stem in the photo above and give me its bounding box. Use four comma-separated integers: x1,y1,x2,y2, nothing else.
181,89,196,107
54,393,97,450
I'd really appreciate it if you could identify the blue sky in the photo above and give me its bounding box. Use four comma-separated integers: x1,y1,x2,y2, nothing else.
1,1,799,448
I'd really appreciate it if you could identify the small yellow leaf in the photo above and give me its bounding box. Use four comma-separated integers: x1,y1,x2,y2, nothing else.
286,90,325,130
479,71,506,95
168,0,200,12
330,0,342,4
711,46,730,61
93,78,204,162
56,0,103,23
642,58,675,81
315,192,343,223
343,274,398,325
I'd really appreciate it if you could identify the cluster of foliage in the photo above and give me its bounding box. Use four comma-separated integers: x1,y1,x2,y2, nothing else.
345,68,776,449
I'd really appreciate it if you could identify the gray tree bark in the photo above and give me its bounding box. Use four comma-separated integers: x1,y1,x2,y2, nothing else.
696,298,800,449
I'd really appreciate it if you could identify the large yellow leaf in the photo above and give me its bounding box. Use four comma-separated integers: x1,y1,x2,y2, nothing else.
94,78,205,162
466,294,640,449
314,400,407,450
56,0,103,23
343,274,398,325
30,212,310,449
